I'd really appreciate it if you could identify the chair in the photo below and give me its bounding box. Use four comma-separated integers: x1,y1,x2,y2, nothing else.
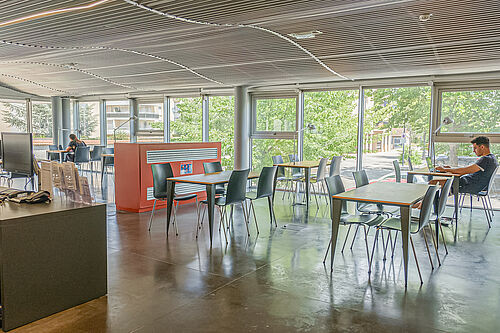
308,157,329,205
246,166,278,232
90,145,104,174
203,161,225,195
47,144,59,161
430,178,454,254
73,146,90,173
215,169,250,243
148,163,199,235
407,157,414,171
101,147,114,181
272,155,294,200
329,156,342,177
352,170,396,214
459,165,498,227
393,160,401,183
370,185,440,284
323,175,385,264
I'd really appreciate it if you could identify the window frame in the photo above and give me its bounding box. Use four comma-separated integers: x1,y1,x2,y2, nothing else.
251,93,299,139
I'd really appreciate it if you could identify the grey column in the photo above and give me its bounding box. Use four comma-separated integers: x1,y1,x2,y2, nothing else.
356,86,365,171
234,86,250,170
129,98,138,143
51,96,62,146
99,100,107,146
202,95,209,142
73,100,80,137
26,98,32,133
163,96,170,143
297,91,305,161
61,98,71,147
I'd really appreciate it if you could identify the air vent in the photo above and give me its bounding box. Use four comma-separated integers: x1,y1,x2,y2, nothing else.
146,148,218,164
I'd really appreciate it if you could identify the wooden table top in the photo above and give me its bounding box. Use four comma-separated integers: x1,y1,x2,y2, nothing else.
332,182,431,206
168,170,260,185
274,160,320,169
47,150,66,153
101,154,114,157
407,167,456,177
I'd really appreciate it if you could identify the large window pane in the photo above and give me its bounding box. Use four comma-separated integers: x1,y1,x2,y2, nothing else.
138,102,163,142
209,96,234,168
255,97,296,132
170,97,202,142
363,87,431,180
79,102,100,145
252,139,295,171
32,102,53,159
440,89,500,134
304,90,359,188
1,100,26,133
106,100,130,145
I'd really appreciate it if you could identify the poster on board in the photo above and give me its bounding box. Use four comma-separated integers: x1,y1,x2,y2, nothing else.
180,161,193,175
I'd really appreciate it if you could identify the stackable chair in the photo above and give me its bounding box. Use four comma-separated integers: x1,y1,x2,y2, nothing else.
352,170,398,215
90,145,104,175
329,156,342,177
429,178,453,254
73,146,90,174
308,157,329,205
246,166,278,232
393,160,402,183
148,163,200,236
101,147,114,181
203,161,225,196
272,155,294,200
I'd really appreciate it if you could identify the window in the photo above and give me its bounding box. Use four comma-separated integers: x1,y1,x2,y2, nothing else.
209,96,234,168
254,97,296,133
106,100,130,144
363,86,431,180
251,139,296,171
439,89,500,134
137,102,163,142
170,97,202,142
32,102,53,159
0,100,26,133
303,90,359,187
79,102,100,145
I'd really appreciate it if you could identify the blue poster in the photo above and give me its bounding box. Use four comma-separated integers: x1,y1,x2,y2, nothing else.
180,161,193,175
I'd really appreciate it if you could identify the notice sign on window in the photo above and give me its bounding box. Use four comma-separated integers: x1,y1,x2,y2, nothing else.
180,161,193,175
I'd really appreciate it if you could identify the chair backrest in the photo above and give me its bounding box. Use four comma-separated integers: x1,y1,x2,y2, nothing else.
316,157,329,181
407,157,414,171
288,154,301,175
151,163,174,199
324,175,348,214
74,146,90,163
58,145,63,150
416,185,439,231
49,144,58,150
102,147,114,166
203,161,223,174
329,156,342,177
393,160,401,183
90,145,103,161
225,169,250,205
352,170,369,188
436,178,453,219
272,155,286,178
483,165,499,195
256,166,277,199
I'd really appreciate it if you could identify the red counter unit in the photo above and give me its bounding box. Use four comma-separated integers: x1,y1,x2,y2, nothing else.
115,142,221,213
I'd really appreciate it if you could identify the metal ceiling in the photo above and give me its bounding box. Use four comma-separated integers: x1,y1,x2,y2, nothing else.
0,0,499,97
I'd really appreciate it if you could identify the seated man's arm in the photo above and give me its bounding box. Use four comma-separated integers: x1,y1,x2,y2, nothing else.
436,164,481,175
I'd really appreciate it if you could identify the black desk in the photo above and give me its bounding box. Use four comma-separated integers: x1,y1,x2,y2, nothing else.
0,193,107,331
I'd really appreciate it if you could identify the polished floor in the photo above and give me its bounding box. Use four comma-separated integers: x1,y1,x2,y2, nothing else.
9,175,500,333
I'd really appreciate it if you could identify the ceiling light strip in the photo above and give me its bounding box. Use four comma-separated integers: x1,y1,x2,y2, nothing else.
122,0,352,81
0,0,112,27
0,73,73,95
0,40,224,85
0,60,142,90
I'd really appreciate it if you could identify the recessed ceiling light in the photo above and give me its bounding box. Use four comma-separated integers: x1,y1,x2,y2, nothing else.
419,13,432,22
288,30,323,40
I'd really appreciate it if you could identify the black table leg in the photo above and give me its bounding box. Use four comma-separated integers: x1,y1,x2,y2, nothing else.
305,168,310,208
206,184,216,247
166,180,175,235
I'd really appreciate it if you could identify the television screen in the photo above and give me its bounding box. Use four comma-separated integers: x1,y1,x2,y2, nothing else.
1,132,34,176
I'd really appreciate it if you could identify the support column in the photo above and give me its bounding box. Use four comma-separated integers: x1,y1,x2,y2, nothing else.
99,100,107,147
129,98,138,143
73,100,80,137
202,95,209,142
26,98,32,133
163,96,170,143
356,86,365,171
51,96,62,147
61,98,71,147
234,86,250,170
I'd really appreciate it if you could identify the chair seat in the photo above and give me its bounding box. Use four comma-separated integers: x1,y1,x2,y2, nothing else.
215,196,226,206
341,214,384,227
246,192,270,201
215,188,226,195
174,193,197,201
358,202,399,214
379,217,420,233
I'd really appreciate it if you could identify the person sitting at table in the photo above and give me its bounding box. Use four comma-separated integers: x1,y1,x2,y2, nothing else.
64,133,87,162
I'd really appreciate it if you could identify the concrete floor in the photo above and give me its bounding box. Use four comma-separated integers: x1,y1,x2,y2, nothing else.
8,174,500,333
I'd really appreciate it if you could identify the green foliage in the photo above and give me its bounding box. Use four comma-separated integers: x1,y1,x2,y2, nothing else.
209,96,234,168
170,97,202,142
150,121,163,130
2,102,54,137
79,104,98,138
255,98,296,132
1,102,27,132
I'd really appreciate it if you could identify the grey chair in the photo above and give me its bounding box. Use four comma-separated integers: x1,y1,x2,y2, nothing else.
272,155,293,200
101,147,114,181
370,185,440,284
308,157,329,205
329,156,342,177
246,166,278,232
47,144,59,161
430,178,453,254
393,160,401,183
352,170,394,214
148,163,200,235
74,146,90,173
90,145,104,174
203,161,225,195
215,169,250,243
323,175,385,264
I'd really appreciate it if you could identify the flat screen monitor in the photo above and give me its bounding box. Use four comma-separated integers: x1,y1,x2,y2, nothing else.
1,132,34,176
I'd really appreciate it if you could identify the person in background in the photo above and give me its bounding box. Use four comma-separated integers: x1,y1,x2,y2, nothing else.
64,133,86,162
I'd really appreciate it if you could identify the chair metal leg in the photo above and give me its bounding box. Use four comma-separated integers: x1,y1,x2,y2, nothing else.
438,219,449,254
173,201,179,236
250,200,259,234
194,198,201,235
480,197,492,228
341,224,352,253
269,196,277,227
422,230,434,270
383,230,392,261
350,224,360,250
363,226,371,269
368,228,379,274
220,206,228,244
391,230,398,259
242,202,250,236
428,225,441,266
487,195,494,216
148,199,157,231
410,235,423,284
323,237,332,264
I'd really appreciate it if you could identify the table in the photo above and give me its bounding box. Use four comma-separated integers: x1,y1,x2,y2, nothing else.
167,170,259,246
407,169,460,241
0,189,107,331
273,160,320,208
330,182,430,287
46,149,66,162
